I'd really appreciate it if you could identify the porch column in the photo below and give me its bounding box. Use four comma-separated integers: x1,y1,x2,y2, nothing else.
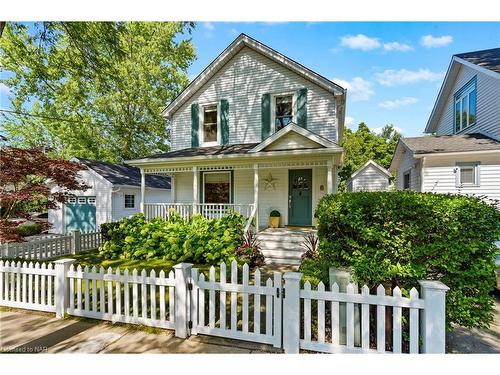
327,160,334,194
140,169,146,214
192,166,198,214
253,163,259,233
171,174,176,203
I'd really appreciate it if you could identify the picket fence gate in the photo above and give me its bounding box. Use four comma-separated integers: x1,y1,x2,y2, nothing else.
0,260,449,353
0,230,102,260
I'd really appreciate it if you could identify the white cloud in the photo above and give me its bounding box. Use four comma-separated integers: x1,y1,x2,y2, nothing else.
229,28,238,36
375,69,444,86
333,77,374,102
0,83,11,97
383,42,413,52
420,35,453,48
203,22,215,31
340,34,381,51
345,116,355,127
379,97,418,109
372,125,404,135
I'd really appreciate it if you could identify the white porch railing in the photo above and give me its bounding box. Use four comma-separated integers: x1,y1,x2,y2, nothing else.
144,203,256,231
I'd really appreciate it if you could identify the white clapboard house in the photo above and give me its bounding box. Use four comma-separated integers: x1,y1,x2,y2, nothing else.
49,158,171,233
390,48,500,205
126,34,347,265
347,160,392,192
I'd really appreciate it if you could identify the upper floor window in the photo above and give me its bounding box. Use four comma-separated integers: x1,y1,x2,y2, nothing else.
273,93,295,132
202,104,218,145
454,77,477,133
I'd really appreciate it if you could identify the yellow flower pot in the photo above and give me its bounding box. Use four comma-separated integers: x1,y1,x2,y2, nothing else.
269,216,280,228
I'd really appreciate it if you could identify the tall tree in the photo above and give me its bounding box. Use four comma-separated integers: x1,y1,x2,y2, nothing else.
0,22,196,162
338,123,400,191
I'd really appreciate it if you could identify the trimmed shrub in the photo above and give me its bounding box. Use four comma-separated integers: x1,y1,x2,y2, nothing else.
15,223,42,237
304,191,500,329
100,221,121,242
99,211,247,265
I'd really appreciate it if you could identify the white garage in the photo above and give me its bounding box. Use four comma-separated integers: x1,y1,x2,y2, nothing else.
49,158,171,233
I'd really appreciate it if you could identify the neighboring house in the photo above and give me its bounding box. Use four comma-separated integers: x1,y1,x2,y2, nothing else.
390,48,500,205
48,158,171,233
347,160,392,192
127,34,346,231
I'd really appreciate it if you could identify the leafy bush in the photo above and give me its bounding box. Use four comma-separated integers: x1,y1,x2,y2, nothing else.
100,221,121,242
304,191,500,329
99,211,247,265
15,223,42,237
269,210,280,217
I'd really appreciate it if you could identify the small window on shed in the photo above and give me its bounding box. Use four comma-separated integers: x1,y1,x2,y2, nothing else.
78,197,87,204
87,197,96,205
124,194,135,209
68,197,77,204
403,170,411,190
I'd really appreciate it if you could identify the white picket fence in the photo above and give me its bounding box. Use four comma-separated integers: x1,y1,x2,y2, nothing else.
0,260,449,353
0,230,102,260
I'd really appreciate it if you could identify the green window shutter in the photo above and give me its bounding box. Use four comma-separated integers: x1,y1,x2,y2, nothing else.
191,103,199,148
261,93,271,140
220,99,229,145
296,88,308,128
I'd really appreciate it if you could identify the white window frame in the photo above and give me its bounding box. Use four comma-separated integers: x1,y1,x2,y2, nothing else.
454,78,477,133
271,92,297,134
77,197,87,204
455,162,480,187
124,194,135,209
68,197,77,204
202,171,232,204
403,170,411,190
199,102,220,147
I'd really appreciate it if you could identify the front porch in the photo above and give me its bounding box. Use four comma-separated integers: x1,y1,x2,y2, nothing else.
139,156,340,233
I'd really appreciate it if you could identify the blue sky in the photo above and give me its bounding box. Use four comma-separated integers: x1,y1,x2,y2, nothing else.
186,22,500,136
1,22,499,137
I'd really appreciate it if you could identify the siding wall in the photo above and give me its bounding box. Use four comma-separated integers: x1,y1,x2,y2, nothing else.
48,169,112,233
349,165,390,192
422,153,500,204
171,47,338,150
395,148,421,191
435,64,500,138
112,187,171,222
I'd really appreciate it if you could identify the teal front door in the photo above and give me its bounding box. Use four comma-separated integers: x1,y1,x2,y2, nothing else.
64,196,97,233
288,169,312,226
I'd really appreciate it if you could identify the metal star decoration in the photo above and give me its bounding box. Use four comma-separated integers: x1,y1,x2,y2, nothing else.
263,173,279,191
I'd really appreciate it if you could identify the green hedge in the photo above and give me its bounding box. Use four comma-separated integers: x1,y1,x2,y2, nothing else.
16,223,42,237
304,191,500,329
99,212,247,265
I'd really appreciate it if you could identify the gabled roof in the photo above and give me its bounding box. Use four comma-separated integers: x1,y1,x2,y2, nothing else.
425,47,500,133
400,133,500,155
249,123,340,153
162,33,345,119
348,160,391,181
455,48,500,74
75,158,171,189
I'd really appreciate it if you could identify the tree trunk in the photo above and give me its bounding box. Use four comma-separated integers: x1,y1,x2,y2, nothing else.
0,22,6,38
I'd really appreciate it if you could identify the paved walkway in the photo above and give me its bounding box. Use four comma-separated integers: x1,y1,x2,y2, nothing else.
0,309,278,354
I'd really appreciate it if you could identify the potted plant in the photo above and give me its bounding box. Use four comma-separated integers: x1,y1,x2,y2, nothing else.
269,210,281,228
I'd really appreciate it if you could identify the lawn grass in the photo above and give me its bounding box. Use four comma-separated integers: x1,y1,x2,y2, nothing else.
49,250,213,275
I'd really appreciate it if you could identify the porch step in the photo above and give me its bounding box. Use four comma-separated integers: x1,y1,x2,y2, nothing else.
256,228,315,266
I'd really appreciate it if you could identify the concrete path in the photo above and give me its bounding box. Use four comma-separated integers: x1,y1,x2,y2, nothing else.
0,308,278,354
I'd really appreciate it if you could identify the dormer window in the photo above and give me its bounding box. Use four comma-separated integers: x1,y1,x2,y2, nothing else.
454,77,477,133
273,93,295,132
202,104,219,145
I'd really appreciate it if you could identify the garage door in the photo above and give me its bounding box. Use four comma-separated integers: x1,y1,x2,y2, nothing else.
64,196,97,233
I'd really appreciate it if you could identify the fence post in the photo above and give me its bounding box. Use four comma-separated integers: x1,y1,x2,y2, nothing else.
71,230,81,254
54,259,75,318
418,280,449,353
283,272,302,354
174,262,193,339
